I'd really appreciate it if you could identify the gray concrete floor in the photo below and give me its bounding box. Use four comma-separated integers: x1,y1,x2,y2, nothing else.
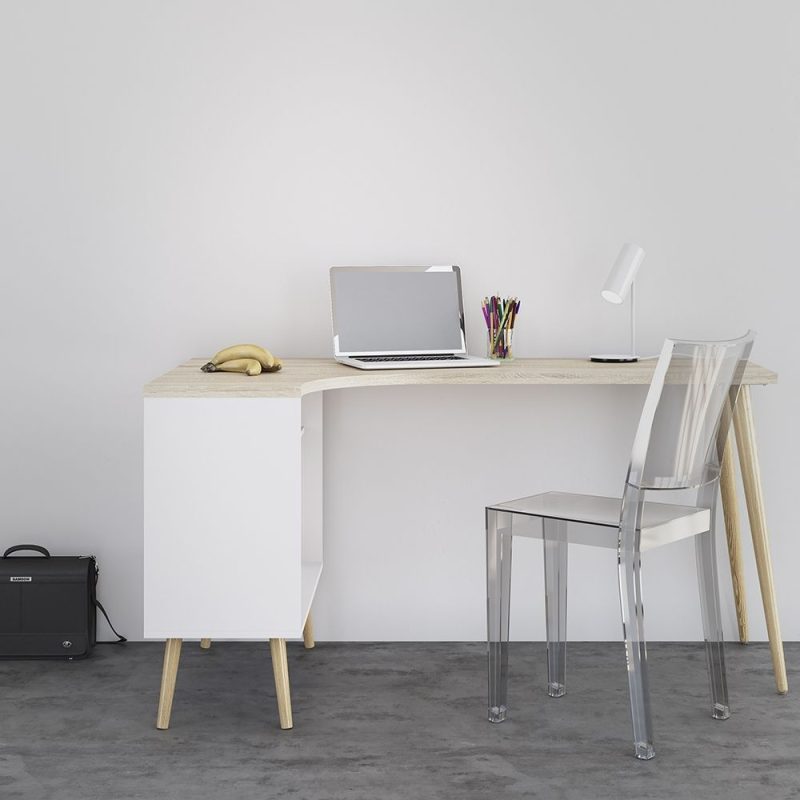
0,642,798,800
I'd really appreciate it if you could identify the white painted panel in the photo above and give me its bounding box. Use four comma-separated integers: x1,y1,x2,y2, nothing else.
302,392,324,566
301,561,323,625
144,398,302,638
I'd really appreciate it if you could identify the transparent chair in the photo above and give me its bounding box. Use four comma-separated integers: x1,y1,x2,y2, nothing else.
486,333,755,759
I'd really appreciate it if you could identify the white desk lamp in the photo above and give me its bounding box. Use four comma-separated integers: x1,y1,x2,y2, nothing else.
590,242,646,363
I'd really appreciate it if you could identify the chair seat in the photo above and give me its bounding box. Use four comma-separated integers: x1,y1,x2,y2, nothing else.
488,491,710,552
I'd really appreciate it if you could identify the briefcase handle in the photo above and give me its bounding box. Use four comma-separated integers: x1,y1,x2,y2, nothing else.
3,544,51,558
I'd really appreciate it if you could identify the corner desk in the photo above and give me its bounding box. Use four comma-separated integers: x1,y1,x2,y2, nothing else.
143,357,785,731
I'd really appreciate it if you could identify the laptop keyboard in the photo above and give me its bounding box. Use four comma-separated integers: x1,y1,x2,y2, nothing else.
354,354,465,363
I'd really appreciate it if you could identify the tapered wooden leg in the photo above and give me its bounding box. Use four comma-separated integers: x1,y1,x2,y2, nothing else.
302,613,315,649
156,638,183,730
270,638,293,729
720,437,748,644
199,638,211,649
733,386,788,694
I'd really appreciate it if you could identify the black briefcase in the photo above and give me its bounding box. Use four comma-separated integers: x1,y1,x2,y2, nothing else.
0,544,125,659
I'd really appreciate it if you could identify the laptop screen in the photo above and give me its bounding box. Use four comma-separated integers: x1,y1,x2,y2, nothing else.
331,266,466,356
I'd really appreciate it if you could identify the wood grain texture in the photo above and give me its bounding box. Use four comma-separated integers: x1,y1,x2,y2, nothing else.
156,638,182,730
719,438,748,644
144,358,778,399
733,386,788,694
270,638,293,729
302,613,315,650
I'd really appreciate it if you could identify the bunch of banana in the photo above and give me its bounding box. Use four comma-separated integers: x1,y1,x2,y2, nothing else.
201,344,282,376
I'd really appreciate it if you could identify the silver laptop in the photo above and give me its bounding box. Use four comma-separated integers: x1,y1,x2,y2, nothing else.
330,266,498,370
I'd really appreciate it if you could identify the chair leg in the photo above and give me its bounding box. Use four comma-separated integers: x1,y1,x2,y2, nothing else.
733,386,788,694
156,638,183,730
543,518,568,698
270,638,293,730
618,538,655,759
719,436,748,644
200,638,211,650
302,614,315,649
486,509,513,723
695,522,730,720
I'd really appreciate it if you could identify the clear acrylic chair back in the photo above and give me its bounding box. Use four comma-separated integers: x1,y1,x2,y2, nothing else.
626,333,755,492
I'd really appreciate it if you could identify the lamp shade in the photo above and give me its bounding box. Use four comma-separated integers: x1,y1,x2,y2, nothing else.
601,243,645,304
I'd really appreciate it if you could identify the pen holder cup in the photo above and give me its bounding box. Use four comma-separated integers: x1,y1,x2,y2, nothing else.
482,296,520,360
488,328,514,360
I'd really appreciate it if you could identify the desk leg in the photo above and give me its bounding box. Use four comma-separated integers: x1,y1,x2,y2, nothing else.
720,439,748,644
156,638,183,729
733,386,788,694
303,613,315,650
270,638,293,729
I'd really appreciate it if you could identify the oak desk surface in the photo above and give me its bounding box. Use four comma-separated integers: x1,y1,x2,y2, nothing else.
144,358,778,399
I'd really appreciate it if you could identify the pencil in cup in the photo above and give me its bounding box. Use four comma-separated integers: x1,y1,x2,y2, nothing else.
481,295,520,359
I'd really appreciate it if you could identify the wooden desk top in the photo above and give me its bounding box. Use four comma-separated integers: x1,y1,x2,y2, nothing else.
144,358,778,399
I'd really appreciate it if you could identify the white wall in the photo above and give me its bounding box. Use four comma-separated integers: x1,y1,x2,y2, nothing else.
1,0,798,641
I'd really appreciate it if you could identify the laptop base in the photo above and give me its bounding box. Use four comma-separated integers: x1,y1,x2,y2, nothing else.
336,355,499,370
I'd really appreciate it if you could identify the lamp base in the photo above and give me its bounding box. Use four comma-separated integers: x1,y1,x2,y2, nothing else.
589,354,639,363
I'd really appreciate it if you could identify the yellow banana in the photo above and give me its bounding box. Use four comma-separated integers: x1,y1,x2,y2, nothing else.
263,357,282,373
210,344,276,370
203,358,262,376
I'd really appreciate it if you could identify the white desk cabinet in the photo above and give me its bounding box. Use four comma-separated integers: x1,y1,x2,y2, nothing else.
144,393,322,640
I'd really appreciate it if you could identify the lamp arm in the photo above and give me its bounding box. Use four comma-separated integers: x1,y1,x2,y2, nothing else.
630,282,636,357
